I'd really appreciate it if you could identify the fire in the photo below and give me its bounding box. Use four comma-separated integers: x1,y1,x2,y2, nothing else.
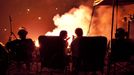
46,5,92,45
35,40,39,47
45,4,117,45
31,1,129,49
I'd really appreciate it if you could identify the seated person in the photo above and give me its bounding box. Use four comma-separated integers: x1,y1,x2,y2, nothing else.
5,27,35,71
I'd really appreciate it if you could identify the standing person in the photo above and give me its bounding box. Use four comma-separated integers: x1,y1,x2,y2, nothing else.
115,28,128,40
71,28,83,75
59,30,69,52
59,30,71,71
6,27,35,72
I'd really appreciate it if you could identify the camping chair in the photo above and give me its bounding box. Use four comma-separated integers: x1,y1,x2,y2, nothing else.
74,36,107,75
38,36,67,75
107,39,134,75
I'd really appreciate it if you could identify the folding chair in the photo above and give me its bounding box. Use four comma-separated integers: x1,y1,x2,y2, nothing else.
107,39,134,75
38,36,67,75
74,36,107,75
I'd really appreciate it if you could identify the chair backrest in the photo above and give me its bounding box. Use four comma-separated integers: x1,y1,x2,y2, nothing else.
79,36,107,71
110,39,134,62
38,35,66,69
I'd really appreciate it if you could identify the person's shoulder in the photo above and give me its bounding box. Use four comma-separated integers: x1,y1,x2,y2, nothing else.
71,38,78,45
5,39,20,47
25,38,32,40
11,39,20,43
26,38,34,43
73,37,81,42
7,39,20,43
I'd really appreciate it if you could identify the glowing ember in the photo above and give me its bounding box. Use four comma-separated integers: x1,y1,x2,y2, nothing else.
26,8,30,14
38,17,42,20
4,28,7,31
56,8,58,10
27,9,30,12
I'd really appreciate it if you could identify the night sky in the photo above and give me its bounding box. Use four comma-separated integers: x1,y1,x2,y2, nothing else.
0,0,90,44
0,0,134,44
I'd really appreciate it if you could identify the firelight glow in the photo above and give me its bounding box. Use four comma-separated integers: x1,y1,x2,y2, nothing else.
35,40,39,47
45,5,92,45
1,0,133,44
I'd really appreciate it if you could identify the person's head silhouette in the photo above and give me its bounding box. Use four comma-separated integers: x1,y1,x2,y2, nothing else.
75,28,83,37
115,28,126,39
59,30,67,40
18,27,28,39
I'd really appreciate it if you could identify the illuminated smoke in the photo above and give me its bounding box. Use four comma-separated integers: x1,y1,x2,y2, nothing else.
46,5,92,44
45,3,126,45
90,6,113,40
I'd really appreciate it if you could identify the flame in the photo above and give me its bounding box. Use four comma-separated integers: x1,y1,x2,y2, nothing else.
35,40,39,47
30,3,133,48
46,5,92,45
45,5,120,45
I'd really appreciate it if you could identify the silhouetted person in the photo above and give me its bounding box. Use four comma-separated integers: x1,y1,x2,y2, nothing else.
59,30,69,53
59,30,72,70
59,30,68,40
0,42,9,75
107,28,134,74
115,28,128,40
71,28,83,75
6,27,35,71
